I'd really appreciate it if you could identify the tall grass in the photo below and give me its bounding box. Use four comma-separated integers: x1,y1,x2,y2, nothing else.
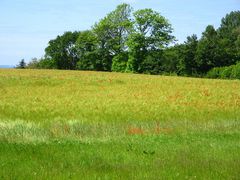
0,69,239,179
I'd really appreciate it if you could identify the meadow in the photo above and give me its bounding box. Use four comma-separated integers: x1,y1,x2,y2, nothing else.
0,69,240,179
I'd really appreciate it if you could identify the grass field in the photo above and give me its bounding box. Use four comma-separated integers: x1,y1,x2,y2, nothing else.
0,69,240,179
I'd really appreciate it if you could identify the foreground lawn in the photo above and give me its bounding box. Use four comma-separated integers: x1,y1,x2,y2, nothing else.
0,69,240,179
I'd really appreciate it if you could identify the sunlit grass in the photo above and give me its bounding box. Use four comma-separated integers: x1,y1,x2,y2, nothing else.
1,69,239,124
0,69,239,179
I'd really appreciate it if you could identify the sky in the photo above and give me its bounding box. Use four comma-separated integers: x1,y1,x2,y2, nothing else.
0,0,239,65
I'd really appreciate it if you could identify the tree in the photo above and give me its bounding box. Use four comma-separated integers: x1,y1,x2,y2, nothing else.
111,52,129,72
140,50,164,74
16,59,26,69
93,3,133,71
178,11,240,76
37,5,239,78
179,35,199,76
26,57,56,69
37,57,56,69
75,30,98,70
161,45,183,74
127,8,174,73
126,33,146,72
219,11,240,39
195,25,219,73
93,3,133,54
45,31,80,70
217,11,240,66
26,58,39,69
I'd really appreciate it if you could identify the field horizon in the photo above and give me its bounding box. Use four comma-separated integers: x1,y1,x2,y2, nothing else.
0,69,239,179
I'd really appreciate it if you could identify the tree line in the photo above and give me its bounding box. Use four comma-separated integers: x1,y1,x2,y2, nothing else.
17,4,240,79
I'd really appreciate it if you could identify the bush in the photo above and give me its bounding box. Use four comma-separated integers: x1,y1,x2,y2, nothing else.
141,54,162,75
206,62,240,80
231,62,240,79
220,65,233,79
206,67,222,79
27,58,40,69
76,52,96,71
111,53,128,72
38,58,56,69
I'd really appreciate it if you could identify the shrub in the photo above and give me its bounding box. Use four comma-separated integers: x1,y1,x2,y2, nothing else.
27,58,40,69
206,67,222,79
111,53,128,72
38,58,56,69
220,65,233,79
206,62,240,80
231,62,240,79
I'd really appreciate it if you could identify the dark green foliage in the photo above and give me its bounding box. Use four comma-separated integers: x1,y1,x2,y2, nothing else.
127,9,174,73
219,11,240,39
16,59,26,69
220,65,234,79
206,67,222,79
95,49,113,71
161,46,181,74
26,58,56,69
231,62,240,79
206,62,240,79
217,11,240,66
75,30,98,70
38,58,57,69
127,33,146,72
140,50,163,74
24,4,239,79
195,26,219,73
45,31,80,70
178,11,240,77
179,35,199,76
111,52,128,72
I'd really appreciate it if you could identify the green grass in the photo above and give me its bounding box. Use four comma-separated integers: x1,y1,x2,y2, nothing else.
0,69,240,179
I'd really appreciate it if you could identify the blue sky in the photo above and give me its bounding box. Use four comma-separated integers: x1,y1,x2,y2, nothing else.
0,0,239,65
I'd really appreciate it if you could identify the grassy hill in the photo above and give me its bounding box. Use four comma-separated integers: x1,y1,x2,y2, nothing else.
0,69,240,179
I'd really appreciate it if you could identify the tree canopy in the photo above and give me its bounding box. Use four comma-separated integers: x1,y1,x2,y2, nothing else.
23,5,240,79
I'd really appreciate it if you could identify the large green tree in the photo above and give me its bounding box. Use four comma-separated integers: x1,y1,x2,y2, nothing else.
219,11,240,38
45,31,80,70
217,11,240,66
195,25,219,73
194,11,240,75
93,3,133,71
75,30,99,70
40,4,239,78
178,34,199,76
127,9,174,73
161,45,184,74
